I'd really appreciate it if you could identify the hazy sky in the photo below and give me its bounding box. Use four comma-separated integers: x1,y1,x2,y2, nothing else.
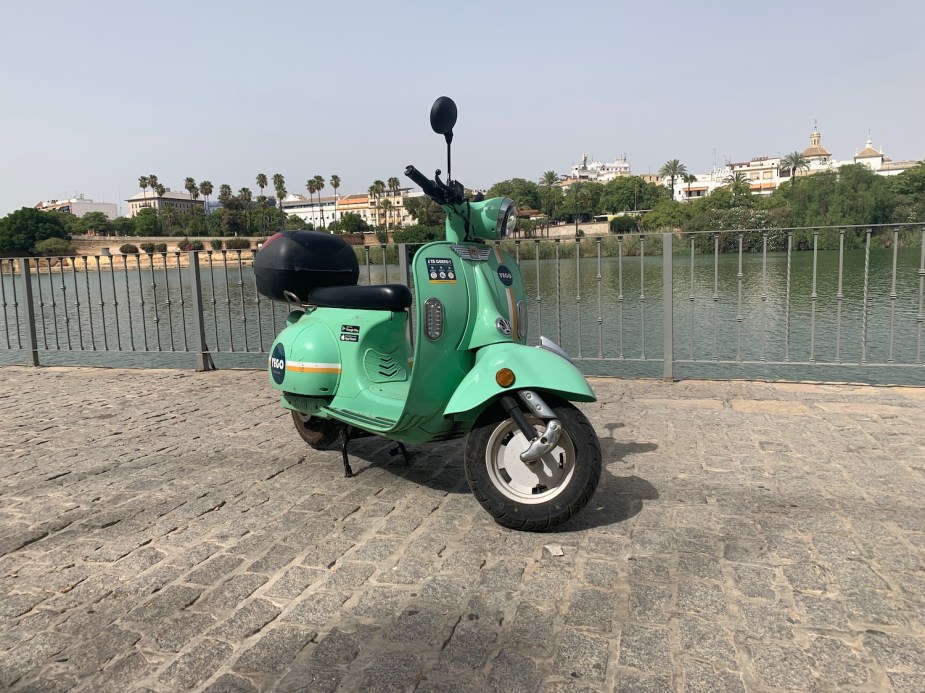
2,1,923,217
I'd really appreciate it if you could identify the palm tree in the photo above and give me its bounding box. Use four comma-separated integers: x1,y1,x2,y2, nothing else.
138,176,150,209
681,173,698,201
184,177,197,200
306,179,317,229
199,180,213,215
388,176,401,227
256,173,268,233
314,175,326,229
272,174,286,229
781,151,810,181
330,174,341,227
218,184,232,204
658,159,687,199
153,183,166,234
539,171,559,230
239,188,253,233
370,180,385,228
723,171,752,199
381,199,393,231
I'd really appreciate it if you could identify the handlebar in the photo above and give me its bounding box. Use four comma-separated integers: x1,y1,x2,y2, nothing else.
404,164,465,205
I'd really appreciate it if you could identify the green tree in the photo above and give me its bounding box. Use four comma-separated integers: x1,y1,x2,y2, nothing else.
134,207,160,236
313,175,326,229
256,173,268,234
539,171,560,221
306,178,318,227
658,159,687,200
681,173,698,201
34,237,75,255
184,176,197,199
272,173,286,229
112,216,136,237
381,198,393,230
369,180,385,227
239,187,253,233
723,172,752,200
218,184,233,203
0,208,70,253
138,176,150,208
404,195,446,227
388,176,401,227
331,211,368,234
199,180,213,214
77,211,113,236
486,178,542,212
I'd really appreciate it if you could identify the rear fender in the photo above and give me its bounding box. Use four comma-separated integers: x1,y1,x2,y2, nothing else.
444,343,595,419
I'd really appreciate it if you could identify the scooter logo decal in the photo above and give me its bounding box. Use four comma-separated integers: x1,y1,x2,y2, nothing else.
497,265,514,287
426,257,457,283
270,343,286,384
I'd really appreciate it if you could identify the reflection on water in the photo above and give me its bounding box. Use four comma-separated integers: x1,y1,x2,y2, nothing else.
2,246,924,385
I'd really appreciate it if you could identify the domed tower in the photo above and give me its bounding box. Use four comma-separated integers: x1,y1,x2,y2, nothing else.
854,136,885,170
801,123,831,165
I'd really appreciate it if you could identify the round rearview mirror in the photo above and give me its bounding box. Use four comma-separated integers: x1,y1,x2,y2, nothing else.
430,96,457,136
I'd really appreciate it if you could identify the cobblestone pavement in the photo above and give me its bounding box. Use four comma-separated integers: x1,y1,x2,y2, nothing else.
1,367,924,692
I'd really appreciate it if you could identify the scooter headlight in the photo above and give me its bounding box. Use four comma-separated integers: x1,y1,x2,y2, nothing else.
497,199,517,238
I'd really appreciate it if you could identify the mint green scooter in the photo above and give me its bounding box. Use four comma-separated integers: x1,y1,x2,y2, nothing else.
255,97,601,530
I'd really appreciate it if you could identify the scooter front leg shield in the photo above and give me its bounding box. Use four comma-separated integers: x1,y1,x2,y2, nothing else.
443,342,595,420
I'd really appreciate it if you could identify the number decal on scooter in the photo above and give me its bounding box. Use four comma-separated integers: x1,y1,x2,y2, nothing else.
270,343,286,384
426,258,457,283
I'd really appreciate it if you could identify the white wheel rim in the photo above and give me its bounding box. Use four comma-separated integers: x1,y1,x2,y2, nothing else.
484,417,576,504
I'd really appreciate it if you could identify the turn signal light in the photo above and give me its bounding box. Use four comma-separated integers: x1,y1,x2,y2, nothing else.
495,368,515,388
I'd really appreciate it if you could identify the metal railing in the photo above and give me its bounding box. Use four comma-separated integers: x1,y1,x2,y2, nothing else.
2,224,924,384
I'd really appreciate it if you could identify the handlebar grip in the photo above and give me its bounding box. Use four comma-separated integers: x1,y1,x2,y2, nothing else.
404,165,439,198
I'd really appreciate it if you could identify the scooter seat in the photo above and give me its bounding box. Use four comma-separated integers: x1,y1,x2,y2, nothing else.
307,284,412,312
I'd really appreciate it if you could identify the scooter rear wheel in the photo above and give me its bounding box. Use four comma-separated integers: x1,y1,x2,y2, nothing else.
291,411,341,450
464,399,601,531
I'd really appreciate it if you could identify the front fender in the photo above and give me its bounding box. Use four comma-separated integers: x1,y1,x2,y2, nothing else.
444,343,596,419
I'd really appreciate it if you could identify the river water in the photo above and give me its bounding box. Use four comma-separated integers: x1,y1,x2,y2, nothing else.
2,246,923,384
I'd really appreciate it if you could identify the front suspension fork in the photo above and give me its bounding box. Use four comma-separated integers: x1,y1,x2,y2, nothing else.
498,390,562,463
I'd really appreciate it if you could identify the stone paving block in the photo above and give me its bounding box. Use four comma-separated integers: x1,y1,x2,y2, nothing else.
564,588,619,632
554,629,609,686
0,631,69,688
357,652,426,692
676,615,737,667
743,639,816,690
158,638,232,690
438,619,497,671
486,650,541,693
208,597,280,641
682,660,745,693
287,591,352,626
233,625,315,674
200,673,259,693
618,623,671,673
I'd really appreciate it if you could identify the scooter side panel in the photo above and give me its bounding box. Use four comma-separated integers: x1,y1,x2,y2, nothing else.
268,319,342,397
443,342,596,419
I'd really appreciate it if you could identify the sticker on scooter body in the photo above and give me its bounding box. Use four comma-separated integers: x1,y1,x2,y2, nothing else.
497,265,514,286
426,257,457,283
340,334,358,342
341,325,360,335
270,343,286,384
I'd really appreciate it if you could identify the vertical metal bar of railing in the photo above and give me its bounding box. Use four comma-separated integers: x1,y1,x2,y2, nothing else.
70,261,84,349
760,232,768,362
639,235,646,360
47,259,60,349
662,233,673,380
148,253,162,351
888,228,899,364
1,260,11,349
188,252,216,371
810,229,819,363
83,257,96,350
554,239,561,345
95,257,109,351
617,236,624,359
736,233,744,362
596,237,603,358
222,251,234,352
20,259,39,366
575,237,582,358
108,255,121,351
861,228,871,365
236,250,247,350
515,240,521,265
785,231,792,362
380,244,388,283
254,267,264,353
58,259,72,349
917,225,925,365
534,239,541,339
9,261,21,350
712,234,719,362
36,259,48,349
175,252,189,351
135,255,148,351
689,235,695,360
364,246,372,284
835,229,845,363
207,252,220,352
162,253,176,351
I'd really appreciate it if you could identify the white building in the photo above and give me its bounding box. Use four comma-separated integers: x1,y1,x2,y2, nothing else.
35,195,118,219
569,153,631,182
282,188,415,229
125,189,204,218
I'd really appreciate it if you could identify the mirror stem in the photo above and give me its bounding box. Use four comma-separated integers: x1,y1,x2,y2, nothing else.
445,134,453,183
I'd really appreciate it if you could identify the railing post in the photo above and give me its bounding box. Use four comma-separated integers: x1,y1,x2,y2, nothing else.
662,232,673,381
188,251,216,371
398,243,414,348
20,259,40,366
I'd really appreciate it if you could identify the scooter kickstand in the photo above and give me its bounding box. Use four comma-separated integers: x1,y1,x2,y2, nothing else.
389,442,413,466
341,426,355,478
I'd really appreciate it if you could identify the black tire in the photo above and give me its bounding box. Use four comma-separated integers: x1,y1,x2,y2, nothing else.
464,399,602,531
291,411,341,450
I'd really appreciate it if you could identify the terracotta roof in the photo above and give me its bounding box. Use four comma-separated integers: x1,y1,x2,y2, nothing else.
856,146,882,158
802,145,831,158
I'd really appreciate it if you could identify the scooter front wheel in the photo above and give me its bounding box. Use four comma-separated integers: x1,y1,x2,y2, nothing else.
291,411,341,450
464,400,601,531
